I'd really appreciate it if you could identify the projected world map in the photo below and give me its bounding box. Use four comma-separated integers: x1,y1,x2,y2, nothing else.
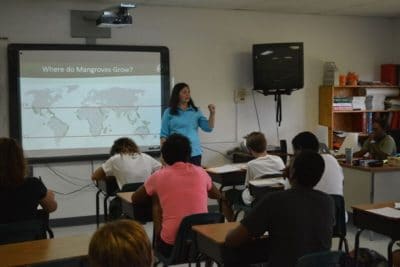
20,76,161,150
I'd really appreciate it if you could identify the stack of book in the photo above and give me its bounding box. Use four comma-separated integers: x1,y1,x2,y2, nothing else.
352,96,366,110
385,98,400,110
365,95,386,110
333,97,352,111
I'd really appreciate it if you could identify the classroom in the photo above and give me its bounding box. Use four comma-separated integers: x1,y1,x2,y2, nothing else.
1,0,400,266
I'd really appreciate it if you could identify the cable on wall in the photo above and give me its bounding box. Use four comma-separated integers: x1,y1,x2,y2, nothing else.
252,90,262,132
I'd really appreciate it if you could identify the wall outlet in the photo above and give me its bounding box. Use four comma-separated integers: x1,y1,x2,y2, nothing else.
234,89,247,103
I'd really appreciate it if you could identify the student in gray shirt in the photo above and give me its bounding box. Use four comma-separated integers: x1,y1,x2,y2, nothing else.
225,150,335,267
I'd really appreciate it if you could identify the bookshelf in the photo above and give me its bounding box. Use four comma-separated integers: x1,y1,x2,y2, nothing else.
319,85,400,149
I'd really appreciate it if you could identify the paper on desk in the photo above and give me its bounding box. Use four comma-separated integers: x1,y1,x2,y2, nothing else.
249,178,285,187
207,164,246,173
367,207,400,218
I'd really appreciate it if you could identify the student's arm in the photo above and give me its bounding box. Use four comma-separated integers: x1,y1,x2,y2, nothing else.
39,190,58,213
353,148,368,158
131,185,151,204
208,183,235,222
160,109,170,146
207,183,222,199
225,224,251,247
91,167,106,181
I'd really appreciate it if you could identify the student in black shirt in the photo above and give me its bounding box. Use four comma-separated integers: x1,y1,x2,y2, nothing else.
0,138,57,223
225,150,335,267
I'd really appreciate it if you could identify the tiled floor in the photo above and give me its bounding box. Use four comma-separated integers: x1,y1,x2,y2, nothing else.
53,216,396,266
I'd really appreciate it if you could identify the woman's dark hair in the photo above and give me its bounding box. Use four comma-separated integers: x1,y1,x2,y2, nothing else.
292,131,319,152
0,138,27,188
169,82,198,115
110,138,140,156
291,150,325,188
161,134,191,165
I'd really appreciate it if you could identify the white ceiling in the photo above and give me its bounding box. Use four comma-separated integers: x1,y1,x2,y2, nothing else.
90,0,400,18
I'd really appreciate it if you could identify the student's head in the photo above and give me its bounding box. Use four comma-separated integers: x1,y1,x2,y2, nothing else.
169,82,198,115
245,132,267,155
289,150,325,188
291,131,319,154
371,119,388,140
0,137,27,188
161,134,191,165
89,219,152,267
110,137,140,156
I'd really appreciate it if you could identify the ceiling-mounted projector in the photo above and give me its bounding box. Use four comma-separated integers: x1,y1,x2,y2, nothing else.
96,3,135,28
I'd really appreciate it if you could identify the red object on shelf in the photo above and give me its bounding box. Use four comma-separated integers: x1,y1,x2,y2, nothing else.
381,64,398,85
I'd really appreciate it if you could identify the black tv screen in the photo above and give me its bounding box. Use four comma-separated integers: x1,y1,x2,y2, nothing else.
8,44,170,163
253,42,304,95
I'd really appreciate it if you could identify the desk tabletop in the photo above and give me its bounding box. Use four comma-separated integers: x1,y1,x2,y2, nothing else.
192,222,239,244
116,191,134,203
340,163,400,172
206,164,247,174
0,235,91,266
352,202,395,211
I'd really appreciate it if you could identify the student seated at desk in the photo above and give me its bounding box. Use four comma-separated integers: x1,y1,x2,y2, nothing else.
132,134,227,257
223,132,285,221
226,150,335,267
91,137,162,189
291,131,343,195
353,119,397,160
0,138,57,223
89,219,152,267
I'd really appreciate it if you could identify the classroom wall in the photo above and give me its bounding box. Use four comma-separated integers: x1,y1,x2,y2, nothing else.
393,19,400,63
0,0,396,219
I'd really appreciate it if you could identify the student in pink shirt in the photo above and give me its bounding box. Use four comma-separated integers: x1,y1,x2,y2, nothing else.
131,133,227,257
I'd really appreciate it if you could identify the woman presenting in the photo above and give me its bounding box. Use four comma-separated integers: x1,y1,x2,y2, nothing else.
160,82,215,166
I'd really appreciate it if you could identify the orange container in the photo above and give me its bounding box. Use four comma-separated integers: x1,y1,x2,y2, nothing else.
339,75,346,86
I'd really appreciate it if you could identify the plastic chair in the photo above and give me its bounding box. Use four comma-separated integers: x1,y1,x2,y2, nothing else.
296,250,345,267
154,212,225,267
0,219,47,245
95,176,119,227
388,129,400,153
330,194,349,253
232,173,283,221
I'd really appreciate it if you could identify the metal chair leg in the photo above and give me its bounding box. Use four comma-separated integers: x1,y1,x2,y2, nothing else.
104,194,110,222
354,229,364,267
96,190,101,228
388,239,395,267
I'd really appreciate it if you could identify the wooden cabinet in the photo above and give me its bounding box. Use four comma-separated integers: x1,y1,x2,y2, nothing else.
319,85,399,148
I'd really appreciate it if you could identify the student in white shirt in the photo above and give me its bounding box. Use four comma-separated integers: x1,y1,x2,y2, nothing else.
92,137,162,190
291,131,343,195
223,132,285,221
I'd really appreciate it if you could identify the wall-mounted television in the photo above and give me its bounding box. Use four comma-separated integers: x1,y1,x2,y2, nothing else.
8,44,170,163
253,42,304,95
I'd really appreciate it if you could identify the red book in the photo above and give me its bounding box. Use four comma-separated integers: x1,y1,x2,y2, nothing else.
381,64,398,85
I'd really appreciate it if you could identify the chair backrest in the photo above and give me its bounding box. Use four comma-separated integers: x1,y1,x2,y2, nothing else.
330,194,346,238
296,250,345,267
0,219,47,245
120,182,143,192
166,212,225,265
97,176,119,195
122,182,152,222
